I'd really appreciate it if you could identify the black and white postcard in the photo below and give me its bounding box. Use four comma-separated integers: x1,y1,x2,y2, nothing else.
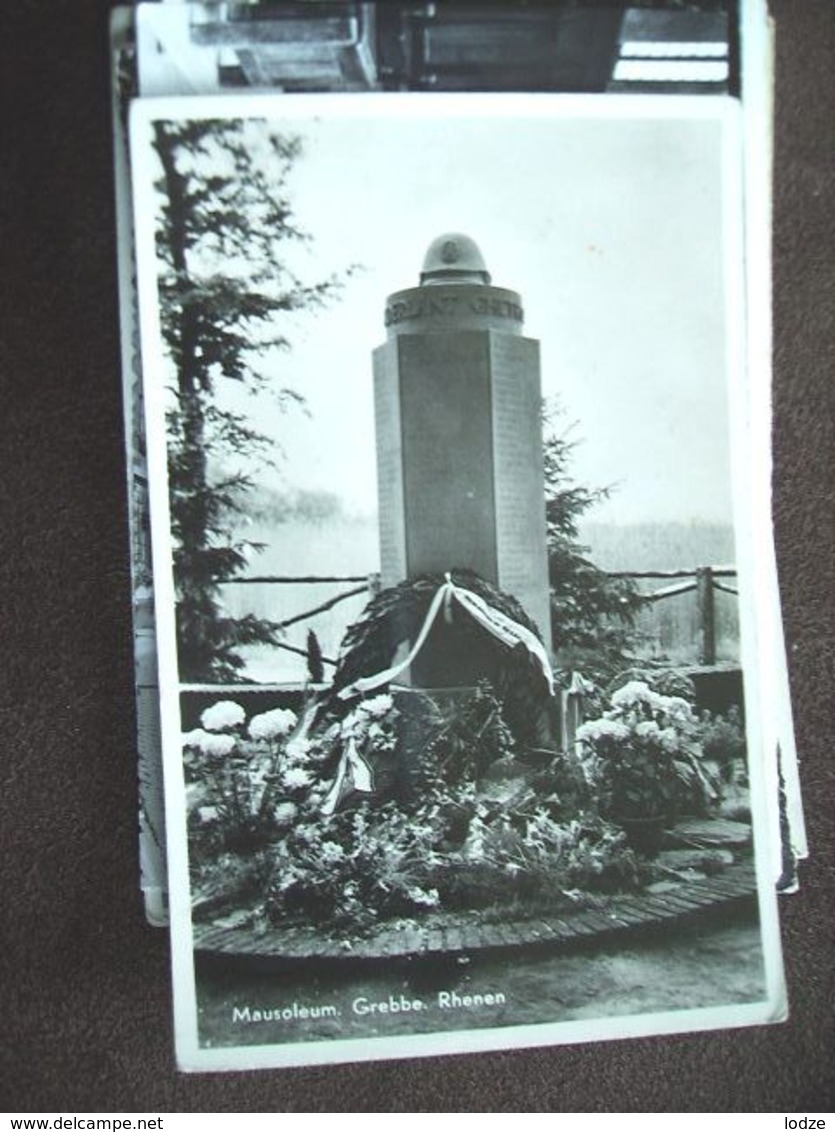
130,92,786,1070
114,3,807,924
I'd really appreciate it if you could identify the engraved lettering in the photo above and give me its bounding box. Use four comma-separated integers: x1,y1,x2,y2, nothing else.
388,294,521,327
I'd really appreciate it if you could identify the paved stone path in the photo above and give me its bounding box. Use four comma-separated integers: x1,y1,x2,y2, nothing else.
664,817,752,850
192,860,758,965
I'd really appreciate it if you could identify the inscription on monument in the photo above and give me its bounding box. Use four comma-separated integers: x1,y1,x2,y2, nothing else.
399,332,497,581
385,295,523,328
489,333,551,645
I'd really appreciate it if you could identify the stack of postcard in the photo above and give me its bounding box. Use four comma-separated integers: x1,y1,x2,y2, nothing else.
113,0,806,1073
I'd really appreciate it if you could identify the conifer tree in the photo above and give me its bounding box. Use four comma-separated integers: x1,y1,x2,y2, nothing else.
543,404,640,679
153,119,346,681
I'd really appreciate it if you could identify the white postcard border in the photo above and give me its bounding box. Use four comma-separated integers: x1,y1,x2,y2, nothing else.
130,91,787,1073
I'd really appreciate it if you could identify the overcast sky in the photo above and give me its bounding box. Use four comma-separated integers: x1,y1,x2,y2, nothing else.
138,94,740,528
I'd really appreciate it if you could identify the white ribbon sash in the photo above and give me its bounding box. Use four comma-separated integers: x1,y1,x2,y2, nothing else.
451,584,554,694
321,737,375,816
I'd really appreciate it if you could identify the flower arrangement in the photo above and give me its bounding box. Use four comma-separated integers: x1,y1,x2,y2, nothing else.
184,682,641,934
184,700,305,855
576,680,718,851
267,801,444,931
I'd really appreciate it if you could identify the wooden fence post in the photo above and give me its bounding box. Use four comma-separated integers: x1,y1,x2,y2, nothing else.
561,671,589,753
696,566,716,665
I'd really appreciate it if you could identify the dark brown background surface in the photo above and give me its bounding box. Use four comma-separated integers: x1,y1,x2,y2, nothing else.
1,1,833,1112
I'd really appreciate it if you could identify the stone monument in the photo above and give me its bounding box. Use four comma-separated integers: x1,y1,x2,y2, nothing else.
372,233,552,686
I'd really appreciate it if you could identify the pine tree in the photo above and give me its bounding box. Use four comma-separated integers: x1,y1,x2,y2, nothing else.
153,119,347,681
543,404,640,679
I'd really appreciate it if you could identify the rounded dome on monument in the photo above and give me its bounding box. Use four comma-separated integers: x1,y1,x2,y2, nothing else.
419,233,491,286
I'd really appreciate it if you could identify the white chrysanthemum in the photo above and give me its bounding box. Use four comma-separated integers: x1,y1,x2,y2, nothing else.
407,886,439,908
576,718,630,744
635,720,661,739
205,733,236,757
185,782,206,811
285,738,310,766
248,707,297,741
359,693,394,719
659,727,680,753
663,696,695,724
283,766,312,790
200,700,245,732
610,681,651,709
274,801,298,825
320,841,346,864
182,728,236,757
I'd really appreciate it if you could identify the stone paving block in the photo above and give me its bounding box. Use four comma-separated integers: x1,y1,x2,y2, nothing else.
658,848,735,872
514,920,545,945
603,903,645,927
532,919,559,942
682,885,723,907
575,910,620,936
425,927,446,953
636,895,682,921
647,879,692,894
668,818,752,848
502,921,539,947
507,921,536,946
396,929,426,955
528,919,555,942
484,922,517,948
375,930,404,957
650,890,707,915
550,914,582,937
703,874,754,897
457,924,485,951
443,926,467,953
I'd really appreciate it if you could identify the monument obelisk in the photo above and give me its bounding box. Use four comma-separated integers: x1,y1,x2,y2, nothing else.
372,233,552,687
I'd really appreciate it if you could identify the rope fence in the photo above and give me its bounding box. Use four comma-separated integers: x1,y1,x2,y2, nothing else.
225,565,739,669
227,574,370,585
628,565,738,666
